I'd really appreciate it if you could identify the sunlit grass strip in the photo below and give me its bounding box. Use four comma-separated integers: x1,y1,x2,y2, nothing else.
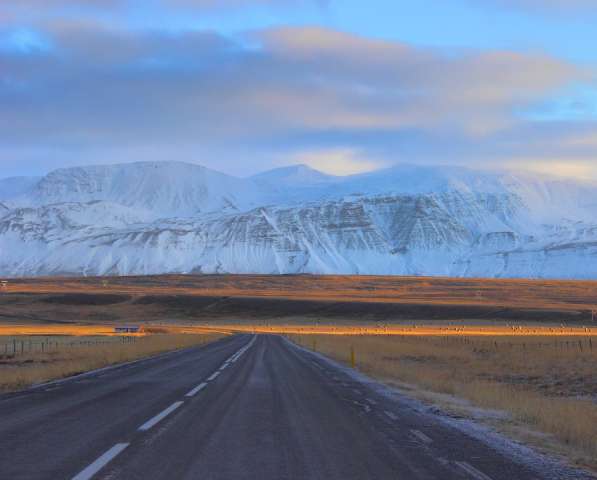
212,323,597,336
1,323,596,338
0,324,222,337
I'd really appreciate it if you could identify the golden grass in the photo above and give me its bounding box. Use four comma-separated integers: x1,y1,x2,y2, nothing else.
0,324,226,336
0,332,225,392
289,333,597,468
219,323,597,336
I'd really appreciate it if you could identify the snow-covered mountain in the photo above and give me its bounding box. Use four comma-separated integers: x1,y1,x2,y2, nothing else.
23,162,264,218
2,161,597,278
0,176,41,202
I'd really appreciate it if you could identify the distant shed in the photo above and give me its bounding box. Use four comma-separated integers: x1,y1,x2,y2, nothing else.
114,325,142,333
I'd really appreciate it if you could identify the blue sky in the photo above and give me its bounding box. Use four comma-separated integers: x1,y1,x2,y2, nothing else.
1,0,596,179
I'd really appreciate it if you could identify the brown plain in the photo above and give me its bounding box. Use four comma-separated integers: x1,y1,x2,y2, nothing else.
2,274,597,325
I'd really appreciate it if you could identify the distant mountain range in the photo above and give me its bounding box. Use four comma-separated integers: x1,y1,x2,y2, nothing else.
2,161,597,278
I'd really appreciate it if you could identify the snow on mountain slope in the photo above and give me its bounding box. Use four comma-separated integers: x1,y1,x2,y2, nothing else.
24,162,263,218
2,161,597,278
322,165,597,224
0,176,41,201
251,164,337,188
251,164,342,205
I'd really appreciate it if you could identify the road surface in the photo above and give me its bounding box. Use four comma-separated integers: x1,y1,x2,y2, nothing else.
0,334,591,480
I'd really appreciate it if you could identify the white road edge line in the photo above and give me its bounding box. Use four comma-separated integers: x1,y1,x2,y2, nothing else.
72,443,129,480
455,461,493,480
138,401,183,432
384,410,398,420
410,429,432,444
207,371,220,381
185,382,207,398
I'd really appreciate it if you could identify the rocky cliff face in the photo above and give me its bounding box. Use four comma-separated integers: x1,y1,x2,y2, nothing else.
1,161,597,278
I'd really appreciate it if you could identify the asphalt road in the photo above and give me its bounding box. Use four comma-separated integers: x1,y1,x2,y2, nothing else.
0,334,591,480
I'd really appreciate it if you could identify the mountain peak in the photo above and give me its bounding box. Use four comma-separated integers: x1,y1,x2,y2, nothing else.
28,161,262,217
252,164,335,186
0,175,42,201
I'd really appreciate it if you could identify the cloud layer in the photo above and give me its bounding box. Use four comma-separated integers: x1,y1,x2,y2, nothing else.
476,0,597,14
0,16,596,177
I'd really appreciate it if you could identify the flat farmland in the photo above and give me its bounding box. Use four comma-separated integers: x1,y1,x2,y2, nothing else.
1,274,597,326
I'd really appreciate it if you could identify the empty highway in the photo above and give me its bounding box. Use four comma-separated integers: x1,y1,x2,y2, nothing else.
0,334,591,480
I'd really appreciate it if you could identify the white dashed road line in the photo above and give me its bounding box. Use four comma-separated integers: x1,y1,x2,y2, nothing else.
185,382,207,398
455,461,493,480
410,429,432,444
138,401,184,432
384,410,398,421
72,443,129,480
227,336,256,364
72,336,257,480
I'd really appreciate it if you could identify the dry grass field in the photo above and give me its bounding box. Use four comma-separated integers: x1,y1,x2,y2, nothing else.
2,274,597,326
0,332,225,393
289,333,597,470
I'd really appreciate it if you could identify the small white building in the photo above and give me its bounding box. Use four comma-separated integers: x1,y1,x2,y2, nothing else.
114,325,142,333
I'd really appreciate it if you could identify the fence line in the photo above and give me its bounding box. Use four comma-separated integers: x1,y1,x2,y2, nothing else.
0,336,138,357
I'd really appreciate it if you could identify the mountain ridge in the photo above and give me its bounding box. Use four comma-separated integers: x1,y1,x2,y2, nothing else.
2,161,597,279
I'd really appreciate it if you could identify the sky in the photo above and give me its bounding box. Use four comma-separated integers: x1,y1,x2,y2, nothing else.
1,0,597,179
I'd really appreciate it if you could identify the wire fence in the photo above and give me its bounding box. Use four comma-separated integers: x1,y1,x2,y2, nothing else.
379,333,597,357
0,336,138,357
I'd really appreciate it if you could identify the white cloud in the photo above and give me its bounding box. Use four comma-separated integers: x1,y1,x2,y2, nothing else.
290,148,385,176
474,0,597,13
509,158,597,179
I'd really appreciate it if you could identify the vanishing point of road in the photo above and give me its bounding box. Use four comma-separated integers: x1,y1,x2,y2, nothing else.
0,335,591,480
